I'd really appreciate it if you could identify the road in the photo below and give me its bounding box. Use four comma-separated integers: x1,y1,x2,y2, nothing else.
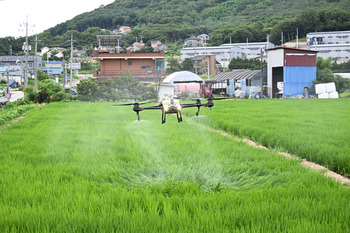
8,90,24,102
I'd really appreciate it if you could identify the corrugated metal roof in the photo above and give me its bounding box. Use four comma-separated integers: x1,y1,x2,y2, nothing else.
0,55,39,62
212,69,264,81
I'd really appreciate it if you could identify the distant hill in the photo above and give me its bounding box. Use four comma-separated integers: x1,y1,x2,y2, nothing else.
1,0,350,55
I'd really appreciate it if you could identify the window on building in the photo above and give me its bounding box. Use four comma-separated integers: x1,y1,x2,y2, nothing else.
142,66,151,70
128,61,132,66
155,58,165,70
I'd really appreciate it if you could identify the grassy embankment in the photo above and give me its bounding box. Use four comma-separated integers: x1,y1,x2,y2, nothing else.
190,98,350,177
0,102,349,232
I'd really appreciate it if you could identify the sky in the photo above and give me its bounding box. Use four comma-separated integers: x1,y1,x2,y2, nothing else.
0,0,115,38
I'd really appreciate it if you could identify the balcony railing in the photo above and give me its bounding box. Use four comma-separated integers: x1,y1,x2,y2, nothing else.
94,69,164,78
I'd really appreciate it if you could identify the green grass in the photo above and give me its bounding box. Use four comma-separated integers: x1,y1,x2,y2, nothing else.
340,92,350,98
189,98,350,177
0,102,349,232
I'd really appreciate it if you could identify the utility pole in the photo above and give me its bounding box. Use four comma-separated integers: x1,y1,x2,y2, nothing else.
260,48,264,99
6,70,9,95
24,16,29,88
20,16,34,89
63,59,66,88
70,34,74,90
296,28,299,48
33,34,40,91
281,31,284,46
207,61,210,80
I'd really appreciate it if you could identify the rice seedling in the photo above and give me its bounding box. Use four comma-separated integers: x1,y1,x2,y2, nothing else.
188,98,350,177
0,102,349,232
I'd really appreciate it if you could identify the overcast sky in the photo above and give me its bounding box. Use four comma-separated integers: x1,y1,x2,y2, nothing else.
0,0,115,38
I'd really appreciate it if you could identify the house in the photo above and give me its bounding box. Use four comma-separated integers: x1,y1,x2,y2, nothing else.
119,26,131,34
151,41,167,52
127,42,145,52
184,37,203,47
100,29,110,33
41,47,65,59
197,34,210,44
190,54,221,76
181,46,242,68
93,49,165,82
266,47,318,98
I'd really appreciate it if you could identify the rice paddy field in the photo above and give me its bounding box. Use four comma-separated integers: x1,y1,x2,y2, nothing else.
190,98,350,177
0,101,350,232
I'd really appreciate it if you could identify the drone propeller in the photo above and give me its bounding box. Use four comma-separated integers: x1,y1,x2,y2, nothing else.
113,100,152,106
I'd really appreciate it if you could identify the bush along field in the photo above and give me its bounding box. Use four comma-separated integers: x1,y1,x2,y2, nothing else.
0,102,349,232
189,98,350,177
0,103,36,126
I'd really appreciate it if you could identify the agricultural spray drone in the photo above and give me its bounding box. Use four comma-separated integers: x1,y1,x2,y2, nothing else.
114,96,229,124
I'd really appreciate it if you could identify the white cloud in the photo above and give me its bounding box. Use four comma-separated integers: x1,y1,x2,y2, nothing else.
0,0,114,37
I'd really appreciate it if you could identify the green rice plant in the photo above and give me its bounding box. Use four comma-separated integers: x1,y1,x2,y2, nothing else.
0,102,349,232
187,98,350,176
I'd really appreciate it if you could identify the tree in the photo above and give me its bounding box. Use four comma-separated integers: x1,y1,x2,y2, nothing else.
37,69,50,81
228,57,266,70
315,57,350,93
77,78,100,101
182,58,193,71
166,57,181,74
25,81,69,103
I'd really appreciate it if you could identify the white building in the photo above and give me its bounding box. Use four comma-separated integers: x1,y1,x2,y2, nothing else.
307,31,350,45
309,44,350,62
306,31,350,62
220,42,275,59
180,46,242,68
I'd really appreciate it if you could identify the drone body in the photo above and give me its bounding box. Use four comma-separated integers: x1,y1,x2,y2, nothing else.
115,97,216,124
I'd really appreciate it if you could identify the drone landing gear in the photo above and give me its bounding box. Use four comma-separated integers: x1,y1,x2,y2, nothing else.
162,110,166,124
177,111,183,123
196,106,201,116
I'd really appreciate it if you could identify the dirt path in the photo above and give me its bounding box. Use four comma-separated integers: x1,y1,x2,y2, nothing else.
208,126,350,185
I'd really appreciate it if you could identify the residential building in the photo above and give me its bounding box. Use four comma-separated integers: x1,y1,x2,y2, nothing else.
127,42,145,52
184,37,203,47
151,41,167,52
180,46,242,68
41,47,65,59
93,49,165,82
197,34,210,44
266,47,318,98
190,54,221,76
119,26,131,34
97,35,122,52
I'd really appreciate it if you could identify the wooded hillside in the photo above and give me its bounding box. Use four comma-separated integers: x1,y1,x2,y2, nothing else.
1,0,350,55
